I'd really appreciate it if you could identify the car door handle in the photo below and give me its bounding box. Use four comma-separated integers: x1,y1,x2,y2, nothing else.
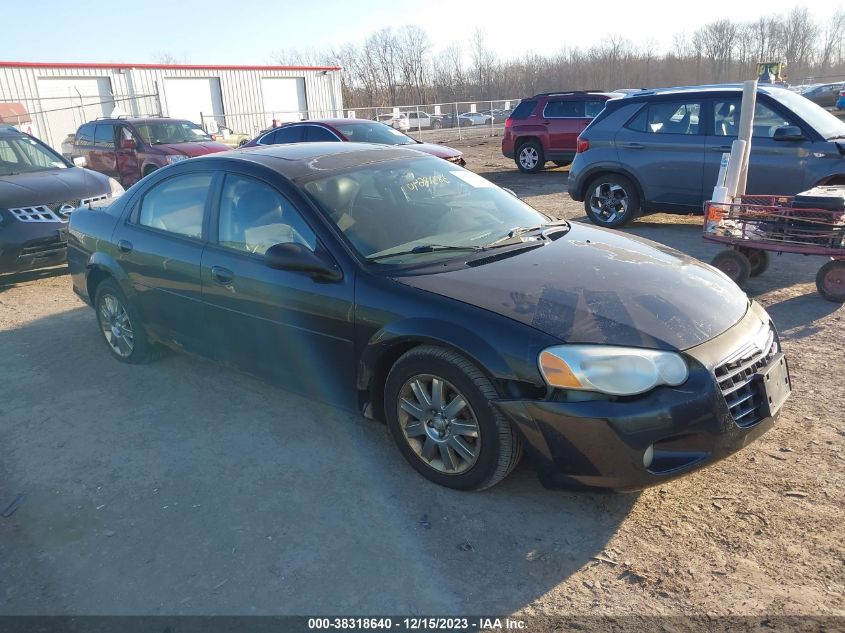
210,266,234,286
117,239,133,253
710,146,733,152
622,142,644,149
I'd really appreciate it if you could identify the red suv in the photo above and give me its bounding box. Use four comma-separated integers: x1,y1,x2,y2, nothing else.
70,117,230,187
502,91,621,173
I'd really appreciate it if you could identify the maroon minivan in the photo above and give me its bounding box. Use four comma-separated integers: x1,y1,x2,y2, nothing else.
70,117,230,187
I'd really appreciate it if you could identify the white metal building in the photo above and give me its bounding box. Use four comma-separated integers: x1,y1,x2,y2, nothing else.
0,61,344,150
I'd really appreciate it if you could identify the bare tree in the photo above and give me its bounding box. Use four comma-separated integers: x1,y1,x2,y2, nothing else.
283,10,845,110
153,52,188,65
396,26,431,104
818,9,845,75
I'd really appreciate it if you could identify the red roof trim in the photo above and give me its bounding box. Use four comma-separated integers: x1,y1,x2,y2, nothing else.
0,61,342,72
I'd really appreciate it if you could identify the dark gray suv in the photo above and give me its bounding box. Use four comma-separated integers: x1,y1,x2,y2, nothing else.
568,84,845,227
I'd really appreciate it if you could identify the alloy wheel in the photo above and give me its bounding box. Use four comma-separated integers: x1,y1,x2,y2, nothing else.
589,182,629,223
396,374,481,474
519,146,539,170
99,294,134,358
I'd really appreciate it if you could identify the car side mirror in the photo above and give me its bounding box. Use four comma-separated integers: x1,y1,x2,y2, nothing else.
772,126,805,141
121,138,136,150
265,242,342,281
72,156,87,168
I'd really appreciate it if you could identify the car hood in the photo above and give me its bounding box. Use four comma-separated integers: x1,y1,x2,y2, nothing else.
411,142,463,159
0,167,111,207
155,141,230,157
394,223,749,351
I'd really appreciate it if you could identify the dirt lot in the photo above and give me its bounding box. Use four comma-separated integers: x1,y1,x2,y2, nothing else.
1,137,843,626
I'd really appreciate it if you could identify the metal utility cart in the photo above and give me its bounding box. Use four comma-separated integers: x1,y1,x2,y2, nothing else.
704,193,845,302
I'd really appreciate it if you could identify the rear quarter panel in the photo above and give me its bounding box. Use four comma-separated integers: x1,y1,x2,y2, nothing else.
67,202,125,303
568,102,640,199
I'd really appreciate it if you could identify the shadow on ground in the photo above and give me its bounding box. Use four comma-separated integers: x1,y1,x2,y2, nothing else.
0,306,636,615
0,265,68,291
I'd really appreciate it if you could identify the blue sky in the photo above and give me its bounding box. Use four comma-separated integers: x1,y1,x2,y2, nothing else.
2,0,838,65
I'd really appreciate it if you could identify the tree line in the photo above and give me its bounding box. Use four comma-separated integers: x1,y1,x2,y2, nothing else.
273,6,845,108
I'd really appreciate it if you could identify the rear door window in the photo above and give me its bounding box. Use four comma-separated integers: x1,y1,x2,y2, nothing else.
273,126,305,144
543,100,586,118
585,100,606,118
94,124,116,148
76,124,95,146
509,100,537,119
305,126,340,142
137,172,213,239
626,101,701,135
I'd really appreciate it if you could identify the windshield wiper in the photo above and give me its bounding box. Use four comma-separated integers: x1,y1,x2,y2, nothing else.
485,219,570,248
366,244,482,262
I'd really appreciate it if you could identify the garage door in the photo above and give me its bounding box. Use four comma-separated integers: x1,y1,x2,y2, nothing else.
261,78,307,122
35,76,114,150
163,77,224,126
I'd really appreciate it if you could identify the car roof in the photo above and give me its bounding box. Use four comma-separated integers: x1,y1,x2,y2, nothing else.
279,118,378,127
193,142,433,181
0,124,23,136
530,91,620,99
83,117,193,125
618,83,790,102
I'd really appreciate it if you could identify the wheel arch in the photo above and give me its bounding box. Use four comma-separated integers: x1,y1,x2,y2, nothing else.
814,173,845,187
86,251,134,305
579,166,646,207
357,318,518,421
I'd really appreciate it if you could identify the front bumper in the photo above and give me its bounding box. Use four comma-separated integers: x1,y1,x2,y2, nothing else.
0,219,68,274
495,302,790,491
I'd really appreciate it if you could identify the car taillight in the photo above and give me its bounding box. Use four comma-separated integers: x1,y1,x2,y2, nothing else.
576,138,590,153
505,118,513,129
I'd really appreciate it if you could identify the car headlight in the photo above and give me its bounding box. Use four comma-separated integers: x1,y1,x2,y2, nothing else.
107,177,125,198
166,155,188,164
538,345,688,396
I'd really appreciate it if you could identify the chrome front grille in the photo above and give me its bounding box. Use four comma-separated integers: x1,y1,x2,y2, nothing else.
9,194,108,222
714,326,778,427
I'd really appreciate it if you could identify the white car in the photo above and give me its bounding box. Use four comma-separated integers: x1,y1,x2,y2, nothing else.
459,112,492,126
377,114,410,132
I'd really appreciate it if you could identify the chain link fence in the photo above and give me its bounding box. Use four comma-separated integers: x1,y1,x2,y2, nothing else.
200,98,522,145
0,92,162,151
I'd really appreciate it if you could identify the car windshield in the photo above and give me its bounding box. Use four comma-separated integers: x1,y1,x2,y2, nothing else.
0,134,67,176
303,156,550,263
335,122,417,146
773,89,845,140
135,121,213,145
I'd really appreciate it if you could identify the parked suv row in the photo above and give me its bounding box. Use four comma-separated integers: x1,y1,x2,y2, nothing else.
568,84,845,227
501,91,623,173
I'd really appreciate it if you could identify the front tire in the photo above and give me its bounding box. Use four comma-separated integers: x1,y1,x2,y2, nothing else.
712,249,751,287
584,174,640,228
384,345,522,491
516,140,544,174
94,279,156,363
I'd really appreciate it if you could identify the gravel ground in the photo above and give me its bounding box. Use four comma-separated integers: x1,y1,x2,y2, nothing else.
0,138,843,627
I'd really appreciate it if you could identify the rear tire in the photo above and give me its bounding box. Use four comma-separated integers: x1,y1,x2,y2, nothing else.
816,260,845,302
94,279,157,364
516,140,544,174
737,247,770,277
584,174,640,228
712,249,751,288
384,345,522,491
